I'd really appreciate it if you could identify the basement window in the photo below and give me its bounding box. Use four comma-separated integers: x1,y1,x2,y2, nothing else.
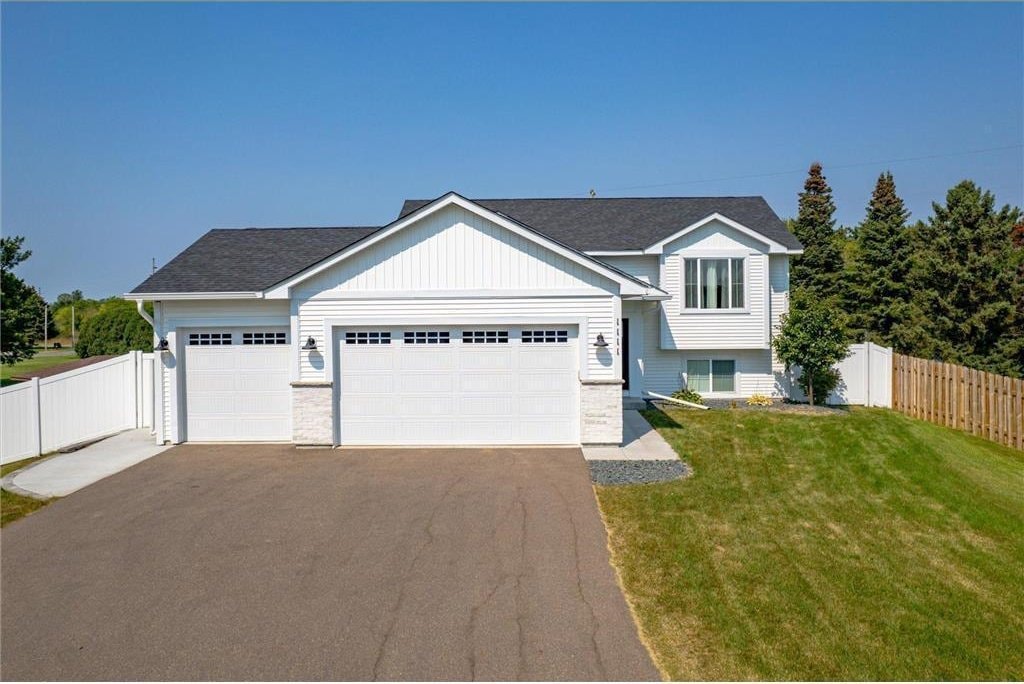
404,331,450,344
344,331,391,345
188,332,232,346
521,330,569,343
242,332,287,345
462,330,509,344
686,359,736,393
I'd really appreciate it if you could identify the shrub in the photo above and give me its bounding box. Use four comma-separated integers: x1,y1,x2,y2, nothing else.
671,388,704,405
75,300,152,358
746,394,773,406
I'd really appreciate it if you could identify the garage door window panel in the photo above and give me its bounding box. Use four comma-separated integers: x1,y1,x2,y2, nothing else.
189,332,232,346
404,331,450,344
243,331,287,345
344,331,391,345
462,330,509,344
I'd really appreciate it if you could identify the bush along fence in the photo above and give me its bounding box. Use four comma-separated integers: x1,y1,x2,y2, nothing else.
892,354,1023,450
0,351,154,464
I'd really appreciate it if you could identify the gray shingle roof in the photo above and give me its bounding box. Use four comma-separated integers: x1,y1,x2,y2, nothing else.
129,227,378,293
400,196,801,252
130,195,799,294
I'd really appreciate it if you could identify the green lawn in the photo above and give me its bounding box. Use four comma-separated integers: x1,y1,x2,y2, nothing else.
1,349,77,387
1,455,56,526
597,407,1024,681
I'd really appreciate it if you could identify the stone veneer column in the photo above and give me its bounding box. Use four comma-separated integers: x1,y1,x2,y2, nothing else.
290,381,333,446
580,378,624,445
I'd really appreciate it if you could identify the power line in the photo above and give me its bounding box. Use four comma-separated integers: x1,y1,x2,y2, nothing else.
584,143,1023,196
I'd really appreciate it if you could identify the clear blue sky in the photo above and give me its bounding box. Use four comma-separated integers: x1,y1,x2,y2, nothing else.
3,2,1022,301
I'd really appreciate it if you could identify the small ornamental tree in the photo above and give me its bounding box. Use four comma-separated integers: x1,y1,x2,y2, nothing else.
772,293,849,405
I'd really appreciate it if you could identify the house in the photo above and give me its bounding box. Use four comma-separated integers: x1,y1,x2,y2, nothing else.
127,192,802,447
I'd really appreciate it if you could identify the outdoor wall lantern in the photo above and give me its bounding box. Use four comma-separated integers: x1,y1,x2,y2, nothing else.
594,333,609,348
301,337,318,350
154,338,170,352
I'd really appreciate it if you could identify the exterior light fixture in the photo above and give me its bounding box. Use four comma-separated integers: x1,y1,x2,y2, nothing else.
155,338,170,352
301,337,317,350
594,333,609,348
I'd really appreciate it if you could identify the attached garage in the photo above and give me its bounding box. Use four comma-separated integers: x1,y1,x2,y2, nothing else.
182,328,292,442
337,326,579,445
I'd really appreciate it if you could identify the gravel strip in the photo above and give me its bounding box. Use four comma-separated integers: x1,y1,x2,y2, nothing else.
589,459,689,485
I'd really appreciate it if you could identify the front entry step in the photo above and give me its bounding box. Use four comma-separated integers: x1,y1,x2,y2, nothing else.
622,397,647,410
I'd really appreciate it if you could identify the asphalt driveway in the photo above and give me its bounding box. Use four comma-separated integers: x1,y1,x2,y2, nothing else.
1,445,659,681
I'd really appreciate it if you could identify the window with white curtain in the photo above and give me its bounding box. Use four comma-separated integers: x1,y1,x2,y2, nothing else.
683,257,745,309
686,359,736,393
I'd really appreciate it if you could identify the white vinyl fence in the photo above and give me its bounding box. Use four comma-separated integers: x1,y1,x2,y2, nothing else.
1,351,154,464
787,342,893,407
828,342,893,407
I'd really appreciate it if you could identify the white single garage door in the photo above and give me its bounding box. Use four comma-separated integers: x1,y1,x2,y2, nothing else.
339,326,579,445
183,328,292,442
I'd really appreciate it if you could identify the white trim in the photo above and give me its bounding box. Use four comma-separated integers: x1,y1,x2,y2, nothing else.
303,288,612,301
264,193,653,298
642,213,802,255
680,255,749,313
320,315,591,388
684,357,739,395
328,318,588,447
164,315,289,328
124,292,263,301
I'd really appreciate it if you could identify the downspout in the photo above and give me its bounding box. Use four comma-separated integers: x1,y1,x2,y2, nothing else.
134,300,163,445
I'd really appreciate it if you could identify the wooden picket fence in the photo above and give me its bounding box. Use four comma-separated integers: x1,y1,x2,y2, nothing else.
892,354,1023,450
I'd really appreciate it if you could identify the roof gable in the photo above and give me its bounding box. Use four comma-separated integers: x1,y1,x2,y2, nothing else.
399,196,802,252
267,193,658,298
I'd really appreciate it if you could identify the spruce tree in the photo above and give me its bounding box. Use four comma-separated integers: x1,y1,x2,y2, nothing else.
790,163,845,303
848,172,912,345
909,181,1023,377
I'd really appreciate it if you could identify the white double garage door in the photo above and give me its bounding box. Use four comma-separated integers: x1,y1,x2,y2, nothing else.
183,325,580,445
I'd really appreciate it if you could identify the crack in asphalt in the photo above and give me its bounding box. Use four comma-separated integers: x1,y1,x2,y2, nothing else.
554,482,608,680
371,475,464,681
466,485,525,680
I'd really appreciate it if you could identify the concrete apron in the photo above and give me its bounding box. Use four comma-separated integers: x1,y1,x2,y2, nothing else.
582,410,679,461
4,429,169,499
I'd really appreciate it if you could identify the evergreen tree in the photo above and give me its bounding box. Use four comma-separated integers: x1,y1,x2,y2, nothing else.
908,181,1023,377
789,163,846,303
1,236,44,365
848,172,912,345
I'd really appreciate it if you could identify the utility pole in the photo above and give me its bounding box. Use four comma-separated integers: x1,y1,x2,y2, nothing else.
43,305,48,350
71,304,76,349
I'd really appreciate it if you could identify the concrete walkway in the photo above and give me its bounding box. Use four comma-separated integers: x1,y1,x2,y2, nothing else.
583,410,678,461
5,429,169,499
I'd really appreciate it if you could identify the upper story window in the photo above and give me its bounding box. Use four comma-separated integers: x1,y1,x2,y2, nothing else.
683,257,745,310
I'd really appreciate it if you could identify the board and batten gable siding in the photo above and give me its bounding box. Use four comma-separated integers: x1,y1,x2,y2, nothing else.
293,206,621,383
295,205,617,297
156,299,290,443
659,220,770,350
594,255,660,287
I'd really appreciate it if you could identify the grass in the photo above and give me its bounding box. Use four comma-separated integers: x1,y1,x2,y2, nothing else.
1,348,77,387
1,454,56,526
596,407,1024,680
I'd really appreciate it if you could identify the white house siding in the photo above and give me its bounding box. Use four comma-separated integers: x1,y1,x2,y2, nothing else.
768,255,791,380
296,205,616,295
596,255,660,287
156,299,290,443
659,221,770,350
296,296,617,382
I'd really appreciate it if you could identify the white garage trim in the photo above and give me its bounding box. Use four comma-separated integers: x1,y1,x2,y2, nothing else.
177,326,292,443
334,325,580,446
321,315,590,384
